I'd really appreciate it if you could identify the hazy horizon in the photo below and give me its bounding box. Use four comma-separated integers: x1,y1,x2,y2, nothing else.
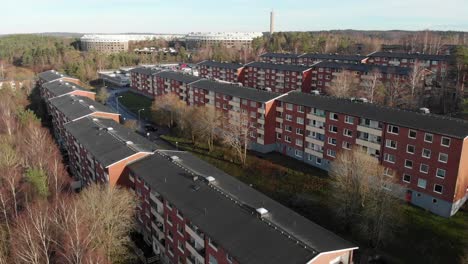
2,0,468,34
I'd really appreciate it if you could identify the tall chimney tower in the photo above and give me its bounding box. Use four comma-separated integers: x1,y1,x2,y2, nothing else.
270,10,275,35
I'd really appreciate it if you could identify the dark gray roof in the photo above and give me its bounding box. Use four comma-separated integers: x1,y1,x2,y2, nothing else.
129,67,161,76
64,117,157,167
314,61,411,75
192,79,281,102
368,52,451,61
279,91,468,139
197,60,244,70
42,80,92,97
129,151,356,264
155,71,202,84
299,53,367,62
49,94,117,121
260,53,302,59
38,70,74,82
245,61,312,72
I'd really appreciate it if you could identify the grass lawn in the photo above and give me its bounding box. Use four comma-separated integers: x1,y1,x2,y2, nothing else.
161,134,468,264
118,91,154,120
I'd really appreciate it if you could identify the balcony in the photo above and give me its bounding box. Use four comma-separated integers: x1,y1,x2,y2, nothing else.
152,221,164,240
305,148,324,158
275,127,282,133
258,108,265,114
186,224,205,246
228,100,240,108
305,137,325,146
275,117,283,123
186,240,205,264
276,107,283,112
357,125,382,137
258,119,265,125
257,128,264,135
355,138,381,150
306,113,326,123
306,125,324,134
257,138,264,145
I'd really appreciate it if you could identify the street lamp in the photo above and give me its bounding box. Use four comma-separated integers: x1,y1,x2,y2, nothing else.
138,108,145,128
116,95,123,113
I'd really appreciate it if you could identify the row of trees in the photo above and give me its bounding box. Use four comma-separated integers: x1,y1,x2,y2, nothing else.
152,94,253,165
0,85,137,263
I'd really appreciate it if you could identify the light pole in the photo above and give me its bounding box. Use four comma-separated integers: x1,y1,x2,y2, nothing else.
138,108,145,129
116,95,123,114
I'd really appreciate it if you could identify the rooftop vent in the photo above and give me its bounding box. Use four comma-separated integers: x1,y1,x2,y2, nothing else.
89,105,95,109
65,83,69,86
256,207,269,217
59,79,63,83
92,118,98,121
170,156,180,161
419,107,430,114
107,127,114,131
311,90,320,95
78,99,83,103
60,74,64,77
125,141,133,145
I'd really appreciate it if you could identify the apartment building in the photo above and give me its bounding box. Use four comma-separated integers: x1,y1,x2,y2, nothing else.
64,117,157,187
127,150,357,264
37,70,80,87
129,67,162,98
297,54,368,66
259,53,302,64
310,61,411,93
275,91,468,217
243,62,313,93
187,80,281,153
48,94,120,148
366,52,450,79
40,79,96,106
153,71,202,101
197,61,244,83
185,32,263,49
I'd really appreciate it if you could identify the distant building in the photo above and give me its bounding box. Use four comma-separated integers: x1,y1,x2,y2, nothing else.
185,32,263,49
197,61,245,83
80,34,184,53
98,68,134,87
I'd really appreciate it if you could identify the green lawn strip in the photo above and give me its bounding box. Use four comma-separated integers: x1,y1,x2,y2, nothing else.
118,91,153,120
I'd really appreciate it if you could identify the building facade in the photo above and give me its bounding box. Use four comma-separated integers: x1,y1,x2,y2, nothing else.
243,62,313,93
297,54,368,66
185,32,263,49
259,53,302,64
197,61,244,83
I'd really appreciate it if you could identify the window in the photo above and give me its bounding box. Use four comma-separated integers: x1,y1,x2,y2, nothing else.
385,140,397,149
345,116,354,124
328,137,337,146
285,114,293,121
295,149,303,158
403,174,411,183
417,178,427,189
434,184,443,194
408,129,417,139
384,168,394,177
250,111,256,118
276,133,282,139
250,101,256,107
208,239,218,251
329,125,338,133
329,112,338,121
177,240,185,252
316,158,322,165
407,145,415,154
227,254,234,263
342,141,351,150
297,105,305,113
284,125,292,132
387,125,399,134
422,149,431,159
295,139,303,147
441,137,451,147
436,168,446,179
343,129,353,137
327,149,336,158
286,103,293,110
296,117,304,125
285,135,291,143
438,153,448,163
424,133,433,143
296,128,304,135
405,160,413,169
384,153,396,163
420,164,429,174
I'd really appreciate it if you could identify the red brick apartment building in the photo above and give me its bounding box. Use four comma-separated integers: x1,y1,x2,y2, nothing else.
243,62,313,93
197,61,245,83
297,54,368,66
187,79,282,153
153,71,202,101
129,67,162,98
259,53,302,64
366,52,450,80
37,70,81,87
310,61,411,94
64,117,157,188
127,150,358,264
40,79,96,102
48,94,120,148
274,91,468,217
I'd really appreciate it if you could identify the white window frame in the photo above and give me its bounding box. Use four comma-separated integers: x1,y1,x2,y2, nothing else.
441,137,451,147
345,115,354,124
343,128,353,138
385,139,397,149
403,174,411,183
406,144,415,154
404,159,413,169
438,153,448,163
436,168,446,179
384,153,395,164
424,133,433,143
408,129,417,139
387,125,399,135
433,184,443,194
420,164,429,174
422,148,431,159
417,178,427,189
328,137,337,146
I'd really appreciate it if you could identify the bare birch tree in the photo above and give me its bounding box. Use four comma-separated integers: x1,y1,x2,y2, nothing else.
328,70,358,98
220,111,252,166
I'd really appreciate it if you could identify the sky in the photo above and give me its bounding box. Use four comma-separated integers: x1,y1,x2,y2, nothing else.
1,0,468,34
